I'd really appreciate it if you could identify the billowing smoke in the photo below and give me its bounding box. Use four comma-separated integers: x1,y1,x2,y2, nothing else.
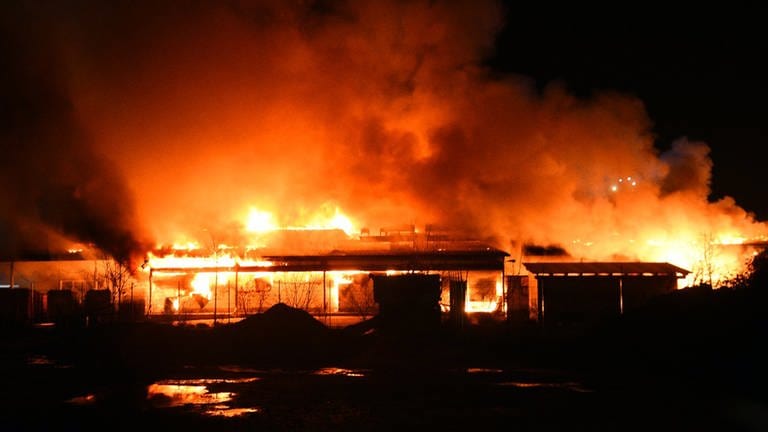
2,1,765,271
0,3,151,265
659,138,713,198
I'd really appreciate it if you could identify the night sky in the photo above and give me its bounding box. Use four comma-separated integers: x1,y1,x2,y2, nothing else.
488,3,768,220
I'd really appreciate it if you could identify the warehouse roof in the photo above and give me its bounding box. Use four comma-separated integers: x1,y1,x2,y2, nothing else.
151,248,510,273
523,262,690,278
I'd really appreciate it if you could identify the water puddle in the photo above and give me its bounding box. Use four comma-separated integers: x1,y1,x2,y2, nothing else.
147,383,233,407
462,367,592,392
204,405,261,417
146,378,261,417
155,377,260,385
466,367,505,374
312,367,368,377
59,365,591,423
66,394,97,405
25,354,72,368
218,365,266,374
497,380,593,392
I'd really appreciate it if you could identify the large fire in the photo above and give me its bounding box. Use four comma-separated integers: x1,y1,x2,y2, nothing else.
3,1,767,318
144,203,765,317
145,207,368,315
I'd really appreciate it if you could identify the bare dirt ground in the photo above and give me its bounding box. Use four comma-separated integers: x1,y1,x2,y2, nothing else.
2,289,767,431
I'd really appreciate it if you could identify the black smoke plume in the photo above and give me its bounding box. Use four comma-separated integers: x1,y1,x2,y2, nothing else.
0,3,150,265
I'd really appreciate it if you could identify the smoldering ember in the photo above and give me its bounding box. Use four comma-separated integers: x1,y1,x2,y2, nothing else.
1,1,768,430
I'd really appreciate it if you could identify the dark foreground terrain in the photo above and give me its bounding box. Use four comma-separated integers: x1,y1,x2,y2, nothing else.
2,285,768,431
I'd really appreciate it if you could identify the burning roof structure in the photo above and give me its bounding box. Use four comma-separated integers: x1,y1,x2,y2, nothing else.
143,227,509,321
1,0,767,320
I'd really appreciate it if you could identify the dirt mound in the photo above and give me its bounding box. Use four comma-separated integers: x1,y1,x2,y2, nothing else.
213,303,336,366
233,303,328,339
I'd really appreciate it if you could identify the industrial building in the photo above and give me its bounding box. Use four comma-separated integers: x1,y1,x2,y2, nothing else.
1,226,697,329
0,228,511,326
144,242,510,325
522,261,690,326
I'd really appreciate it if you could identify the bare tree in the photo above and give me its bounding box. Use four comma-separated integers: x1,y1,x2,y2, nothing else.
237,278,271,314
103,259,134,309
254,279,271,313
279,274,318,310
345,276,377,320
692,233,717,287
474,277,497,305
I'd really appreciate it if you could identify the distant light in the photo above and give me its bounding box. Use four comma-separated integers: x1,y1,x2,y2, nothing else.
610,185,618,192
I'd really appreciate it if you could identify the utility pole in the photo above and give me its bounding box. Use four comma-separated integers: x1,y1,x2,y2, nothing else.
227,281,230,323
130,282,134,321
323,270,327,325
148,269,153,317
177,280,181,317
204,228,219,327
213,248,218,326
234,265,239,317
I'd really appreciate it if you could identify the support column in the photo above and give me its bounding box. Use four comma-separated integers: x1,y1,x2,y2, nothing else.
148,269,153,316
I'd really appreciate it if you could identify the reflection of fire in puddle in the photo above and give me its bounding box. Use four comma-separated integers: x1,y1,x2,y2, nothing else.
26,354,72,368
497,381,593,393
154,377,260,385
147,378,261,417
66,394,97,405
26,355,55,365
466,368,504,374
219,365,265,374
204,405,261,417
466,368,592,392
312,367,367,377
147,383,232,407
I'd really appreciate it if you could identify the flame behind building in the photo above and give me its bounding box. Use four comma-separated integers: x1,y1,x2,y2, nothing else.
0,1,765,291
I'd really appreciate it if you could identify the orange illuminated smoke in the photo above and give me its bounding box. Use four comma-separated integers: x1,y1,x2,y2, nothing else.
35,0,763,301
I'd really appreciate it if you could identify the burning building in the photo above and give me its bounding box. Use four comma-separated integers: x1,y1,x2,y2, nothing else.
2,1,767,328
1,225,512,326
0,250,145,325
2,223,766,329
144,225,510,325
